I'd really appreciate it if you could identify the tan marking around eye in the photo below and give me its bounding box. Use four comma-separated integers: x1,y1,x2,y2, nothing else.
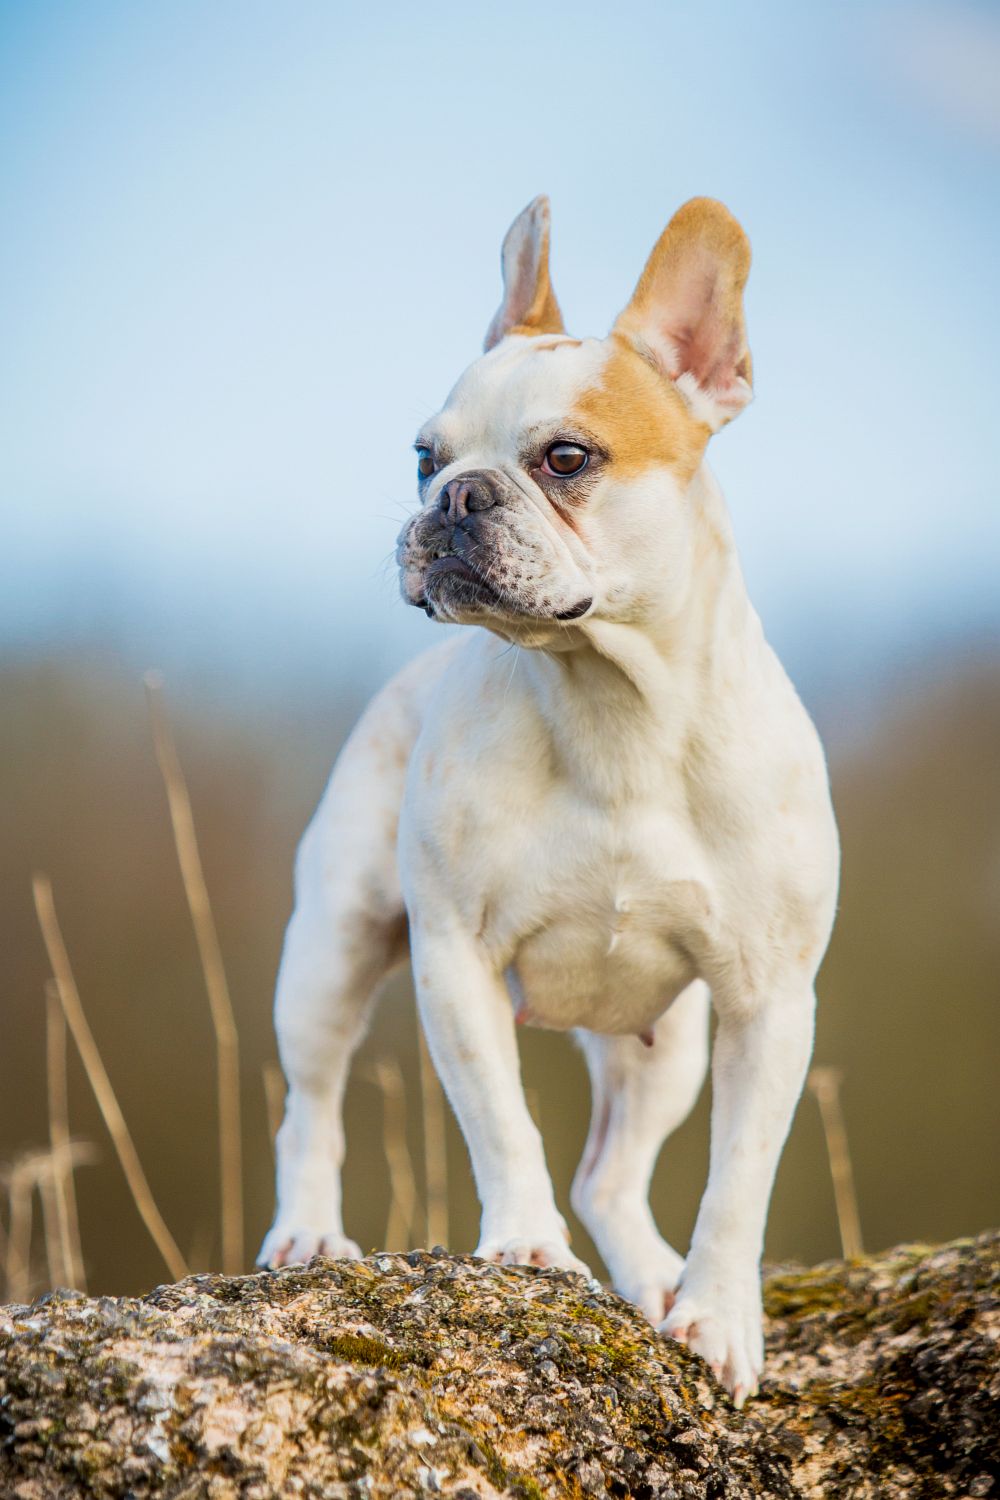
573,333,711,484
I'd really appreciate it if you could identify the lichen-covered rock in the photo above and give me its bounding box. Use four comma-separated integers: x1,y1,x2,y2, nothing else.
760,1231,1000,1498
0,1232,996,1499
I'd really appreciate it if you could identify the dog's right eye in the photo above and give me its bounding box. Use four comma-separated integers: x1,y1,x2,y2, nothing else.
416,447,435,480
542,442,589,477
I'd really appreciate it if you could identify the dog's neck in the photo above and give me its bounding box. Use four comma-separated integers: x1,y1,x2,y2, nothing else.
512,466,758,800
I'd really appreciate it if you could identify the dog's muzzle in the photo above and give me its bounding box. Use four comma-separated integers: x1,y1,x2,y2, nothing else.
398,467,592,623
398,468,509,616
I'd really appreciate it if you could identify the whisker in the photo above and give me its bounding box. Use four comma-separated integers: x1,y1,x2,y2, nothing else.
502,645,521,706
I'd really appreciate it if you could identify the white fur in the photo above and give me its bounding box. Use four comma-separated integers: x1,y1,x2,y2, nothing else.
259,279,839,1409
674,368,753,432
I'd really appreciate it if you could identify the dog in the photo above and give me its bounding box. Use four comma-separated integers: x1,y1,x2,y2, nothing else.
258,195,840,1405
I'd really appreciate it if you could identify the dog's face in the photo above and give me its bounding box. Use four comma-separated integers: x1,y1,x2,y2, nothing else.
397,197,753,641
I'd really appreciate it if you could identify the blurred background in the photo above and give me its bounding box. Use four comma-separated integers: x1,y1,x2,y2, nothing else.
2,0,998,1299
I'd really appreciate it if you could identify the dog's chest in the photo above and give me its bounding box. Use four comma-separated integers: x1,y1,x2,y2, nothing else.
484,798,711,1036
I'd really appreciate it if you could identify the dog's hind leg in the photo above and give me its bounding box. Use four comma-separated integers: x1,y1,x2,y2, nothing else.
256,655,448,1269
571,980,710,1322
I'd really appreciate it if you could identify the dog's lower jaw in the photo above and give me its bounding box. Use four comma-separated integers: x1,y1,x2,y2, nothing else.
410,581,594,638
401,544,594,631
554,595,592,621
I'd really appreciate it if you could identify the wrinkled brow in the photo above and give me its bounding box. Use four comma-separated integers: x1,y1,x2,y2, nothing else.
413,429,457,466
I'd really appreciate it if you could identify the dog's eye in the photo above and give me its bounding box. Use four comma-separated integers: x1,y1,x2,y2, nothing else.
542,442,588,477
416,447,435,480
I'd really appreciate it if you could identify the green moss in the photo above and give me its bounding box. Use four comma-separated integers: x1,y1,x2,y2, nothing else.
472,1430,509,1490
890,1286,941,1335
91,1353,141,1400
510,1477,547,1500
763,1269,853,1321
321,1331,417,1371
587,1340,636,1375
466,1427,553,1499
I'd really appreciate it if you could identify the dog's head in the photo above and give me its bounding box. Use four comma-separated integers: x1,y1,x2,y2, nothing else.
397,196,752,641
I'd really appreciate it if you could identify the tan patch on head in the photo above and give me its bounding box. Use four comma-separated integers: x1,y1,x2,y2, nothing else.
573,334,711,484
517,335,583,350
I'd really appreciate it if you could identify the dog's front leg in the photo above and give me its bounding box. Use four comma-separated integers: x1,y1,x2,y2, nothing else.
663,985,815,1405
410,919,592,1275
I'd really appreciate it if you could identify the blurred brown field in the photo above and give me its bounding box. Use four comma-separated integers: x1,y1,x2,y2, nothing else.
2,643,999,1298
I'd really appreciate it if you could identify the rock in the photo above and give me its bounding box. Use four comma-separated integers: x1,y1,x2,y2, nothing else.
760,1230,1000,1498
0,1231,996,1498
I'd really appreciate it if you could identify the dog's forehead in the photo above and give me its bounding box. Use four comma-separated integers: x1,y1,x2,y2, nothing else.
424,332,708,483
432,336,610,450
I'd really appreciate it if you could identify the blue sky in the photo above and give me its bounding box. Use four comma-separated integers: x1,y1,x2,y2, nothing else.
2,0,998,696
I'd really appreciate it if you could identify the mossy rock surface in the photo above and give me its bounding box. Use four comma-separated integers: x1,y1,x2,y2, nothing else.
0,1231,996,1498
760,1229,999,1497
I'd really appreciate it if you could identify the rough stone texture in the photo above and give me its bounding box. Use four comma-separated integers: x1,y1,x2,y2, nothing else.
760,1231,1000,1498
0,1232,996,1499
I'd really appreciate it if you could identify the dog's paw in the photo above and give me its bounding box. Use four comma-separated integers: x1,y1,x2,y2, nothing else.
660,1281,764,1407
257,1225,362,1270
475,1234,593,1278
615,1244,686,1325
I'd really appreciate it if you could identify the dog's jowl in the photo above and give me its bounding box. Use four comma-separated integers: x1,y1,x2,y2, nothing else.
258,195,840,1405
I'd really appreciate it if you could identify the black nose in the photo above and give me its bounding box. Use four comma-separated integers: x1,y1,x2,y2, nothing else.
439,474,497,526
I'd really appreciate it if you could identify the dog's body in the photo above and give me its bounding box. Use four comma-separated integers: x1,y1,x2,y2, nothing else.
259,197,839,1404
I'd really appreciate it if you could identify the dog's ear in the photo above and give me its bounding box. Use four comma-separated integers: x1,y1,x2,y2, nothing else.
613,198,752,431
484,195,565,352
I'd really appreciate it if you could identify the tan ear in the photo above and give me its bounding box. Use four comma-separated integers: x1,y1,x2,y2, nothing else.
614,198,752,431
484,195,565,352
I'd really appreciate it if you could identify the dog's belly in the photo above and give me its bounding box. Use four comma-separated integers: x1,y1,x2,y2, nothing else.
506,897,700,1036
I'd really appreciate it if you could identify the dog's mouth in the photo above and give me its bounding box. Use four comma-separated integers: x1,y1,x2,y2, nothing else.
419,555,506,617
413,555,592,625
426,556,495,589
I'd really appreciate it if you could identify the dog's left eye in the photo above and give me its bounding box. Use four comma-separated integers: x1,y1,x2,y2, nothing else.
542,442,589,477
416,447,435,480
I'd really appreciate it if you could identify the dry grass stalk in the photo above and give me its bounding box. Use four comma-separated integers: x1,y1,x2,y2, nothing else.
41,1145,97,1293
262,1063,286,1157
187,1221,215,1275
418,1029,448,1249
46,982,86,1290
4,1145,97,1300
144,671,244,1276
808,1065,864,1260
37,1163,63,1291
371,1059,419,1250
32,873,190,1283
4,1157,36,1303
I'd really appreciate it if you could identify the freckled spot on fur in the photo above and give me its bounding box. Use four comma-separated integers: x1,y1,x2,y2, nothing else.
573,335,710,485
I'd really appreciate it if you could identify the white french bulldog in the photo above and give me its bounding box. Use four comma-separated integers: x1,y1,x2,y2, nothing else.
258,195,839,1405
